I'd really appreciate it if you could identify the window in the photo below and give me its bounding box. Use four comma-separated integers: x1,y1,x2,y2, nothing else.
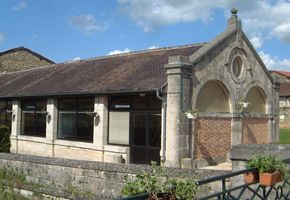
21,99,47,137
109,112,129,145
0,100,12,130
58,98,94,142
108,95,161,145
232,56,243,78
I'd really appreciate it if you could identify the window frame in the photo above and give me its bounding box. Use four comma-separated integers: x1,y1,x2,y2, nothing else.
57,97,95,143
20,99,47,137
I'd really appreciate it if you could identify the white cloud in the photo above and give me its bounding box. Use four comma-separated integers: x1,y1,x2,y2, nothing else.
69,15,108,33
259,51,290,71
0,33,4,42
72,57,81,61
107,48,131,55
117,0,290,45
249,36,263,49
147,45,159,49
13,1,27,10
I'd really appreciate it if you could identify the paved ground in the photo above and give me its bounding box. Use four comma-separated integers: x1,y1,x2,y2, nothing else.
200,162,232,171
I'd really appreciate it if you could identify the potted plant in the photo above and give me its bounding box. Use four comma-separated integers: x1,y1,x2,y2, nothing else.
246,155,290,186
121,162,198,200
185,109,199,119
236,101,249,113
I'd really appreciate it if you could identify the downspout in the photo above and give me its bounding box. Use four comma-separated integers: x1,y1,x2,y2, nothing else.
155,83,167,163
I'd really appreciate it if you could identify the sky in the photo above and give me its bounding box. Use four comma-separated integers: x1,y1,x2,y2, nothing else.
0,0,290,71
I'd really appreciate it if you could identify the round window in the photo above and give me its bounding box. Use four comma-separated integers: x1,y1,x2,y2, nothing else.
232,56,243,78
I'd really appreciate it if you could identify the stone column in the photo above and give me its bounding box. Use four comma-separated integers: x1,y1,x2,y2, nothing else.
164,56,192,167
10,100,21,154
93,96,108,153
231,115,243,145
46,99,58,156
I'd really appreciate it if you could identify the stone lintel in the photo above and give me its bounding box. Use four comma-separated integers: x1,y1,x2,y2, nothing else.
230,144,290,161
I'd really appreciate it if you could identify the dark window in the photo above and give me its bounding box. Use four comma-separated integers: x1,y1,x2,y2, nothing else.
58,98,94,142
21,99,47,137
0,100,12,130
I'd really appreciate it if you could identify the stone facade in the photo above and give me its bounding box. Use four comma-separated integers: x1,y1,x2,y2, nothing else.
0,47,53,73
164,10,279,167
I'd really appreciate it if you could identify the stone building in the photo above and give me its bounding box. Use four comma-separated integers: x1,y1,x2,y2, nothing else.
0,10,279,168
0,46,54,73
271,71,290,122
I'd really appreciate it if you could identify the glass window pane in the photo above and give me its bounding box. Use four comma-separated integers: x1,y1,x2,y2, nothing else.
58,113,76,140
110,96,131,109
133,114,146,146
59,99,76,111
149,114,161,147
21,113,46,137
35,113,46,137
0,113,5,125
7,101,12,111
109,112,129,145
22,100,36,111
36,100,47,111
76,113,93,142
22,113,34,135
78,98,94,111
0,101,5,111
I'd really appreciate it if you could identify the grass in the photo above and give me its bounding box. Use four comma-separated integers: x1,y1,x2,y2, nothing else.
280,128,290,144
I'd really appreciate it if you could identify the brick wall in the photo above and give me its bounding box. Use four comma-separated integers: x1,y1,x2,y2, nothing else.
194,117,231,160
242,118,268,144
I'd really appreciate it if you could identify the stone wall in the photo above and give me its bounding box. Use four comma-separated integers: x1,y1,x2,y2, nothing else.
0,49,52,73
242,118,268,144
0,153,227,199
194,117,231,160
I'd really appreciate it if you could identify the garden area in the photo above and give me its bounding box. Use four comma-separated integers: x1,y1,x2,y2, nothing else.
280,128,290,144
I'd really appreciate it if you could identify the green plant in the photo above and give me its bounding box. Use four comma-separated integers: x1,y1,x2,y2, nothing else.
246,155,290,181
0,125,10,153
121,161,198,200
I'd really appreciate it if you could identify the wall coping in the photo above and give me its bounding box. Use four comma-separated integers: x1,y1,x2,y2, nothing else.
0,153,227,179
229,144,290,161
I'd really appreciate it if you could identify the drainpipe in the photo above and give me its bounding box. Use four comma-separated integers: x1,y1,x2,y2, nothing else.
155,83,167,163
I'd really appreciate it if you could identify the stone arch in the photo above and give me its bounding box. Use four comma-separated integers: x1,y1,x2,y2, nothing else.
195,80,230,113
244,84,268,114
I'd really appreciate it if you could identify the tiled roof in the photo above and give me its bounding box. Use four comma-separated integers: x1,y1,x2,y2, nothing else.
0,44,203,98
271,70,290,78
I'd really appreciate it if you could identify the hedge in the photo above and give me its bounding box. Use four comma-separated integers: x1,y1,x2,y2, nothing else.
0,125,10,153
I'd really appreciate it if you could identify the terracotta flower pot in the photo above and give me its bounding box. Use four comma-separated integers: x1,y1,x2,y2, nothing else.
244,171,259,184
259,171,282,186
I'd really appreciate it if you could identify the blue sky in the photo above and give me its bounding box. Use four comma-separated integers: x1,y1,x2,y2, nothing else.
0,0,290,70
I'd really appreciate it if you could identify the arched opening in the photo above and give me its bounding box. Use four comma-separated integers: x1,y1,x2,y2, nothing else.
196,80,230,112
244,87,266,113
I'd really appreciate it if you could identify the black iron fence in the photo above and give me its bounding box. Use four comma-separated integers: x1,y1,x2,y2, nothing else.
197,168,290,200
119,168,290,200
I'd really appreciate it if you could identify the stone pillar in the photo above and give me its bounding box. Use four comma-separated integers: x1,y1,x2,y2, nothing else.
231,115,243,145
164,56,192,167
94,96,108,152
46,99,58,156
10,100,21,154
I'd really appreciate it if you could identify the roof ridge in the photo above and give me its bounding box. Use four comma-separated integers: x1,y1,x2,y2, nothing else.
64,42,206,64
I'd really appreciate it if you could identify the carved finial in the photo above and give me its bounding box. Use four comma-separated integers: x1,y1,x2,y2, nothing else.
231,8,238,15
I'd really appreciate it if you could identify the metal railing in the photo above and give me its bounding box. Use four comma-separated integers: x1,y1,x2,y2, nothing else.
196,168,290,200
118,168,290,200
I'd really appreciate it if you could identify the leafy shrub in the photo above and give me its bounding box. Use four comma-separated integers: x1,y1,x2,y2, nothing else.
121,161,198,200
0,125,10,153
246,155,290,181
